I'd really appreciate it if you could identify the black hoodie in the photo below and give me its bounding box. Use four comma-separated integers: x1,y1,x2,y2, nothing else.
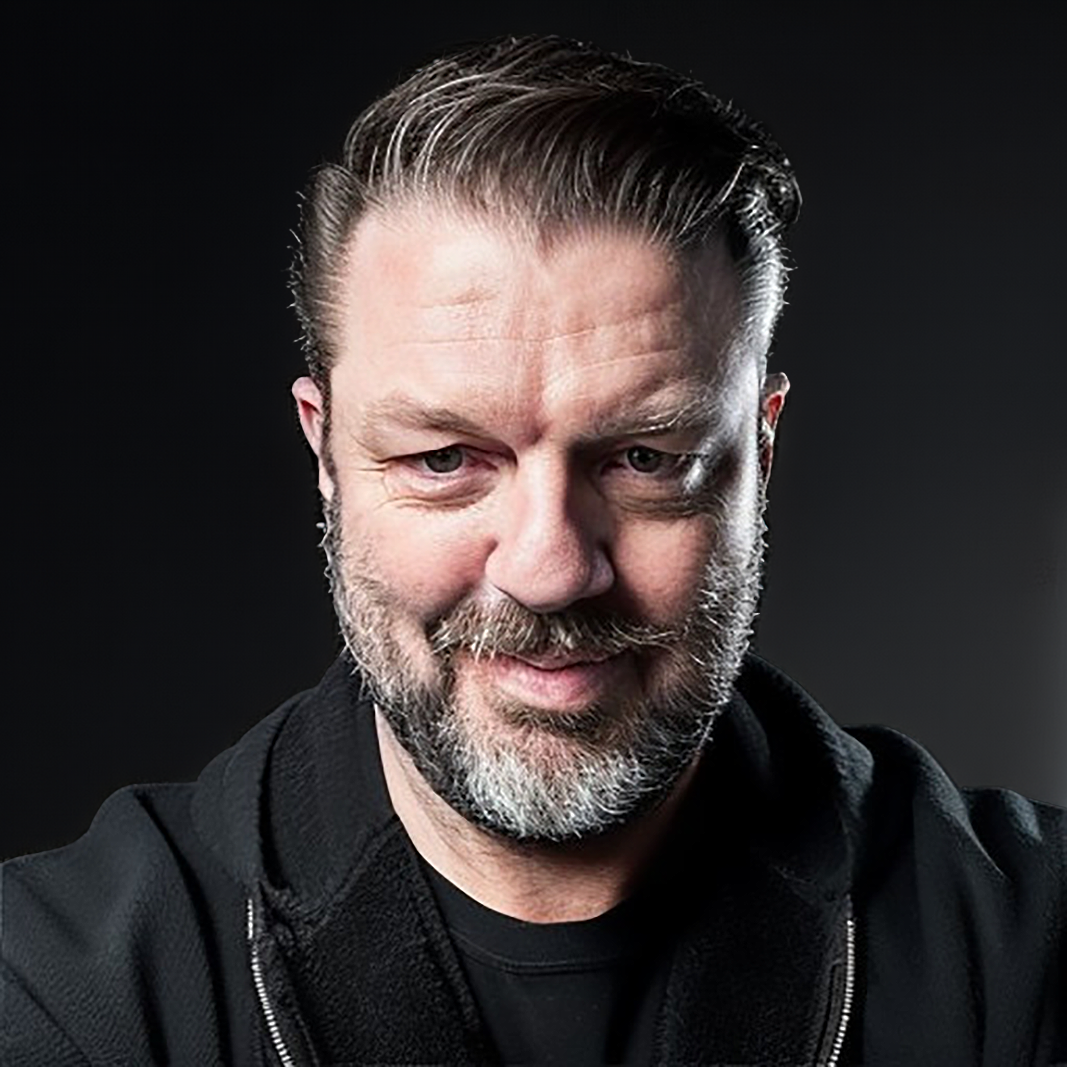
2,654,1064,1065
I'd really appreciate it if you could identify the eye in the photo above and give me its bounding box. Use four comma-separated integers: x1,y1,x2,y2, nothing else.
420,446,465,474
625,445,667,474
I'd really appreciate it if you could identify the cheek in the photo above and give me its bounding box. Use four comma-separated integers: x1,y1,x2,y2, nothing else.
341,495,490,617
612,450,762,625
612,516,720,624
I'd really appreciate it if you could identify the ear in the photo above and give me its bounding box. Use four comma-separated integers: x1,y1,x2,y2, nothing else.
758,371,790,484
292,376,335,501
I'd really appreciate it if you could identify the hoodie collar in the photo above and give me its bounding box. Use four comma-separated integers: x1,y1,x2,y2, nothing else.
192,650,871,1065
192,650,873,915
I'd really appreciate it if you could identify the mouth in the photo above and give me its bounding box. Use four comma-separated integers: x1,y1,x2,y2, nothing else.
471,649,629,711
506,649,618,670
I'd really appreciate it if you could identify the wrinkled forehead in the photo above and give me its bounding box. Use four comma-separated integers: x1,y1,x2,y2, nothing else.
322,205,758,460
324,205,759,458
336,200,747,366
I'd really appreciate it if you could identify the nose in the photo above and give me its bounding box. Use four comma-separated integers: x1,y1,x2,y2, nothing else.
484,460,615,614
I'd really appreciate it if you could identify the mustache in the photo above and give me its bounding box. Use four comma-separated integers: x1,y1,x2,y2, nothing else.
427,597,681,661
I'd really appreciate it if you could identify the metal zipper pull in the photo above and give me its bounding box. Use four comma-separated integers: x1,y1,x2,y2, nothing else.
825,914,856,1067
247,896,298,1067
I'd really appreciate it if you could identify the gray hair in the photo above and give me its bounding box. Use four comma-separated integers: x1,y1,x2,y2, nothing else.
291,34,800,392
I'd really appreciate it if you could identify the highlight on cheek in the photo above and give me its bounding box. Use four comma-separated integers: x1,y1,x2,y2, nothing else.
608,442,746,519
603,445,715,503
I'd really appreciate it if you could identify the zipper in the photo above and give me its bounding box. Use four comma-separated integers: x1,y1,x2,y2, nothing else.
245,895,856,1067
824,914,856,1067
247,896,298,1067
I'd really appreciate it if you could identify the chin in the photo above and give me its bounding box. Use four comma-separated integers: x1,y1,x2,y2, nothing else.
392,655,712,843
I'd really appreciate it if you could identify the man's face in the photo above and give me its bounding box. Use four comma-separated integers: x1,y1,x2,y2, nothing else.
296,206,776,842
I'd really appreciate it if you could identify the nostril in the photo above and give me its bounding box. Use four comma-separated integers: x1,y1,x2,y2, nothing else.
485,532,614,614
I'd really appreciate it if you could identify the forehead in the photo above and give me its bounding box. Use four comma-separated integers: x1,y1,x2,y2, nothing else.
331,205,750,441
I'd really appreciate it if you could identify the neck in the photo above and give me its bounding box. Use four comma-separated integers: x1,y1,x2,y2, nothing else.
375,710,700,923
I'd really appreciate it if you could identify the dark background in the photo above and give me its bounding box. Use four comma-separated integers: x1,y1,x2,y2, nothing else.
5,4,1064,860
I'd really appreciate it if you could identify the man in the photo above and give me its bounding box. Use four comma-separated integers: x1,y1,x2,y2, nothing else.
2,34,1063,1066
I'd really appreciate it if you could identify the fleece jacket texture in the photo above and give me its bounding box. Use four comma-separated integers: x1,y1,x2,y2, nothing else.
1,652,1064,1065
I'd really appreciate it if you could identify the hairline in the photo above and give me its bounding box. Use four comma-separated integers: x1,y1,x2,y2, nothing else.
318,194,767,394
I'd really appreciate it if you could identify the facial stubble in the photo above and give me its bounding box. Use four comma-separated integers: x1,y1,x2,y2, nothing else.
322,483,765,843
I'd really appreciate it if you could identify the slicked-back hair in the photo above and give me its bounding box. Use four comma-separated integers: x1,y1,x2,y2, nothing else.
291,35,800,394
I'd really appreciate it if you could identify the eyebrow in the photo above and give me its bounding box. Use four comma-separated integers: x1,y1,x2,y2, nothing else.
359,396,492,440
358,387,720,445
576,388,720,443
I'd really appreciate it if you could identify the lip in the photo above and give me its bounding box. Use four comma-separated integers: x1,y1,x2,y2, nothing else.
508,649,618,670
476,651,628,711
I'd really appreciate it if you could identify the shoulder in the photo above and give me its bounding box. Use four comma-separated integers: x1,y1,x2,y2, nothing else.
847,721,1065,977
843,723,1066,1063
737,654,1066,888
1,783,231,1064
847,721,1066,891
0,677,333,1065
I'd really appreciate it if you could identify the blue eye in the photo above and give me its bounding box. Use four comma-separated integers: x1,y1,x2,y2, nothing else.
421,447,465,474
626,446,666,474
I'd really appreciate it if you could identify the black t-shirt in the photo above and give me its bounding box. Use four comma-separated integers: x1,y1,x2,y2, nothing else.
424,863,673,1065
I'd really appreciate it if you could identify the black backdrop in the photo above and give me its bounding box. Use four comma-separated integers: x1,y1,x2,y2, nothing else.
5,4,1064,860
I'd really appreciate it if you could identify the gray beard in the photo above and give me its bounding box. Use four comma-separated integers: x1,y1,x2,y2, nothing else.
322,493,765,843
